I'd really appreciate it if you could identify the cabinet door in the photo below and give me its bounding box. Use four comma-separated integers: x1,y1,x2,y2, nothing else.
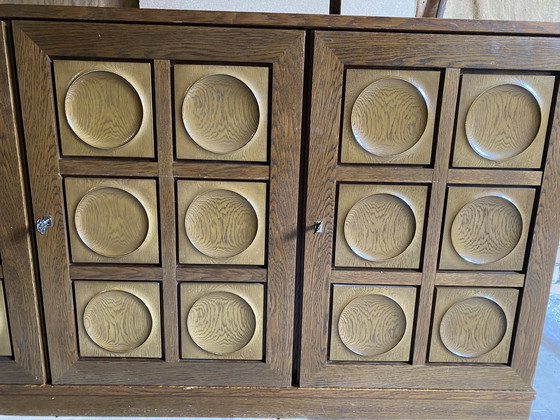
14,20,303,386
0,22,45,384
301,31,560,389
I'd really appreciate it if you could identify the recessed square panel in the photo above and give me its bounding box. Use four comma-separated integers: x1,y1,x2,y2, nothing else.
330,285,416,361
439,187,535,271
74,281,161,358
341,69,440,165
335,184,428,268
177,180,267,265
65,178,159,264
54,60,154,158
180,282,264,360
174,64,269,162
452,74,554,168
429,287,519,363
0,282,11,357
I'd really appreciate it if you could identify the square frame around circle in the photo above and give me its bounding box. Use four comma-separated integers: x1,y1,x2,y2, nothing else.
330,285,417,362
180,282,264,360
429,287,519,363
439,186,536,271
174,64,269,162
335,184,428,268
64,177,160,264
340,69,440,165
74,281,162,358
177,180,267,265
53,60,155,158
452,73,555,168
0,281,12,356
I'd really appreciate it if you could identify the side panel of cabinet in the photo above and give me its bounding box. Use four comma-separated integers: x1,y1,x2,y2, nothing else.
0,22,45,384
301,31,560,389
13,20,304,386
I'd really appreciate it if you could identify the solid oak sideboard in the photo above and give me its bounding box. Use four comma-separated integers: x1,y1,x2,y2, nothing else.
0,5,559,419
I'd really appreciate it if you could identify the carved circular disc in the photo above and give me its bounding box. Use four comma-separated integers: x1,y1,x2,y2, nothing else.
344,193,416,262
351,78,428,157
65,71,143,150
338,294,407,356
83,290,152,353
451,196,522,264
187,291,256,355
75,187,149,258
440,297,507,358
466,84,541,161
185,189,258,259
182,74,259,154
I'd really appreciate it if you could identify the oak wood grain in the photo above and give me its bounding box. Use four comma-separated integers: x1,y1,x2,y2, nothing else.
176,267,267,283
330,269,422,285
0,281,11,356
0,22,45,384
435,272,525,287
69,265,163,281
59,159,158,177
172,162,269,180
336,166,433,183
447,169,542,186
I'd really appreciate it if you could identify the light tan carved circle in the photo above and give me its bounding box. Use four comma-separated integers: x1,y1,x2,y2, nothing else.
344,193,416,262
466,84,541,161
351,78,428,157
65,70,143,150
440,297,507,358
182,74,259,154
187,291,257,355
83,290,152,353
75,187,149,258
338,294,407,356
185,189,258,259
451,196,522,265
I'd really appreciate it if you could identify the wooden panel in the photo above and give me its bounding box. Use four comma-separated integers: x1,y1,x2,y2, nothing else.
0,22,45,384
0,281,11,356
439,187,536,271
69,265,163,281
59,160,159,177
64,177,159,264
331,270,422,285
341,69,440,165
436,272,525,287
336,166,433,183
452,74,555,168
177,180,267,265
447,169,542,186
176,267,267,283
429,287,519,363
172,162,269,180
180,283,264,360
174,64,268,162
335,184,428,269
330,285,416,361
74,281,162,358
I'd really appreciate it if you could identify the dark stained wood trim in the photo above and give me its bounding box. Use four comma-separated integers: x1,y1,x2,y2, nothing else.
0,385,534,419
0,4,559,36
0,21,46,385
331,270,422,285
176,267,268,283
173,162,269,180
0,265,3,279
447,169,543,186
59,159,159,177
336,166,433,183
511,86,560,383
435,272,526,287
413,68,460,365
69,265,163,280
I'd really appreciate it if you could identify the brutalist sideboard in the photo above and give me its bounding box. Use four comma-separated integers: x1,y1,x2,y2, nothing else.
0,5,559,419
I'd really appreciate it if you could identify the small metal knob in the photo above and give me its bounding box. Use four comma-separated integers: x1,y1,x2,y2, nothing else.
36,216,52,235
313,221,323,234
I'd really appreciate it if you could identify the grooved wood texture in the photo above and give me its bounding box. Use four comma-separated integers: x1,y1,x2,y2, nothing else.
177,180,266,265
341,69,440,164
335,184,428,268
330,285,416,361
452,74,555,168
65,178,159,264
174,64,268,161
54,60,154,157
429,287,519,363
0,281,11,356
180,283,264,360
440,187,536,271
74,281,162,358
